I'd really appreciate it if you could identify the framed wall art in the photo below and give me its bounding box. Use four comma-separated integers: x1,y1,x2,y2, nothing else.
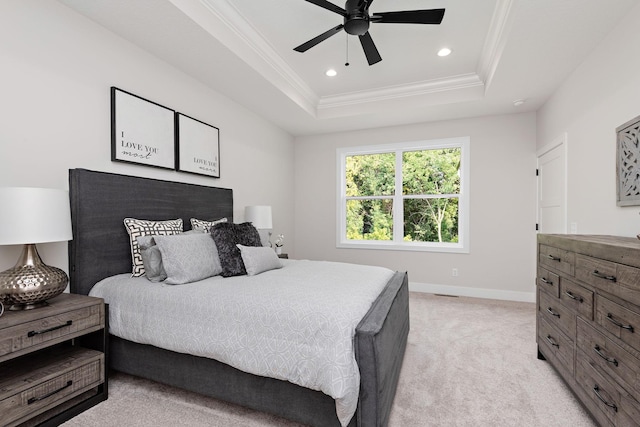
616,114,640,206
111,87,175,169
175,113,220,178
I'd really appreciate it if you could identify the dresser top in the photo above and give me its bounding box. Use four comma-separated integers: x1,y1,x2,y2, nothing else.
538,234,640,268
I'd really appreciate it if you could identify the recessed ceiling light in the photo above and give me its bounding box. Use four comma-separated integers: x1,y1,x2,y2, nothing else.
325,69,337,77
513,99,526,107
437,48,451,57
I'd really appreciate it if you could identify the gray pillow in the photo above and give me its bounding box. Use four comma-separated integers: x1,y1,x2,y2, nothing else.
137,236,167,282
154,232,222,285
237,244,283,276
137,230,205,282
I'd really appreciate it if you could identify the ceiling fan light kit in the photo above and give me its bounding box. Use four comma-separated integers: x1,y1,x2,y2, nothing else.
295,0,445,66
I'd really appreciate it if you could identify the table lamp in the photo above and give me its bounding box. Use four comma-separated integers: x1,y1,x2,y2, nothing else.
245,205,273,247
0,187,73,310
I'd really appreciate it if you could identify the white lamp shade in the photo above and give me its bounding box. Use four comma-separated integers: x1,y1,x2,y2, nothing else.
0,187,73,245
244,205,273,229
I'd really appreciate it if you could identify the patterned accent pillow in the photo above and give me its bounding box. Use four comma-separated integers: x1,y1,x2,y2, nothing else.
124,218,183,277
154,233,222,284
190,217,227,233
237,244,282,276
211,222,262,277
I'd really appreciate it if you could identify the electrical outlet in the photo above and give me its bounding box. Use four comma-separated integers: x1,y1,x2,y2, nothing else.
570,222,578,234
452,268,458,277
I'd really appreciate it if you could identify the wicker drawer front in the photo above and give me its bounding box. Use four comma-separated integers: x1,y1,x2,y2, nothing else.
539,290,576,338
577,318,640,402
538,315,574,375
0,349,103,427
539,244,575,276
560,279,594,320
575,356,640,427
537,267,560,298
0,305,102,360
576,255,640,308
596,295,640,353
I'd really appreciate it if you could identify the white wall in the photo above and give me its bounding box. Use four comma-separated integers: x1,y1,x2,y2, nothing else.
0,1,294,278
294,112,538,301
537,2,640,237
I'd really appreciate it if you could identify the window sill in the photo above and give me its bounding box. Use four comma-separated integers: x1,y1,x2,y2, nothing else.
336,241,469,253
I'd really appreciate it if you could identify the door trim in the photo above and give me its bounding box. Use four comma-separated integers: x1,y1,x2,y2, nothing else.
537,133,568,233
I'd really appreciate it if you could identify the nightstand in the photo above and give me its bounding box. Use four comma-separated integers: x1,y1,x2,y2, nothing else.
278,253,289,259
0,293,107,426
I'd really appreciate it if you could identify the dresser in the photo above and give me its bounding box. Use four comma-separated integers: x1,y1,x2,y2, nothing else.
0,293,107,427
537,234,640,426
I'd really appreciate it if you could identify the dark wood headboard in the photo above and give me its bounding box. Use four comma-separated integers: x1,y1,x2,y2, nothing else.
68,168,233,296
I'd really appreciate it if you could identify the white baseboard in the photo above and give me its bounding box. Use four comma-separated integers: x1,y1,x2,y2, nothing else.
409,282,536,303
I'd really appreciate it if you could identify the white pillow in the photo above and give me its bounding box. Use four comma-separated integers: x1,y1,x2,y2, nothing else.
237,244,283,276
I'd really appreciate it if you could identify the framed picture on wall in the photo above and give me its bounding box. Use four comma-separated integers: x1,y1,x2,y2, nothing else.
616,114,640,206
175,113,220,178
111,87,175,169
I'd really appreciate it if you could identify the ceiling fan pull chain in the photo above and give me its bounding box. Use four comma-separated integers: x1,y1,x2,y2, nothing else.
345,34,350,66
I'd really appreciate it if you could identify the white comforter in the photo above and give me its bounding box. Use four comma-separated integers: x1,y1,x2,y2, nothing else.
89,259,393,426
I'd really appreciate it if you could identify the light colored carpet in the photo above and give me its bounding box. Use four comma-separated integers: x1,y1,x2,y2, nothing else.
62,292,596,426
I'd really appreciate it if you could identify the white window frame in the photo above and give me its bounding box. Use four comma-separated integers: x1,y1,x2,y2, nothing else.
336,137,470,253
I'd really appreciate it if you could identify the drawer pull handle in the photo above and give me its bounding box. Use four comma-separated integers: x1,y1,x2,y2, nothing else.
593,385,618,412
27,380,73,405
564,291,584,303
541,277,554,286
546,335,559,348
27,320,73,337
547,254,561,262
546,307,560,318
606,313,635,333
594,345,619,366
592,270,616,282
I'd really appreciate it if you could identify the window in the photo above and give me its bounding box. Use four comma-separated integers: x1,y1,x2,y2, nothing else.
337,137,469,252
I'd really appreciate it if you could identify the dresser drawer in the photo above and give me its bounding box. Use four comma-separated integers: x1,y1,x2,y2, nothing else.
577,318,640,402
596,295,640,353
537,267,560,298
576,254,640,307
539,289,576,338
0,347,104,427
539,244,575,276
0,304,103,361
575,355,640,427
560,279,594,320
538,315,575,375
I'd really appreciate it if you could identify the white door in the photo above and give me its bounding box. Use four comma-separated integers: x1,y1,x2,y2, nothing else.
537,135,567,234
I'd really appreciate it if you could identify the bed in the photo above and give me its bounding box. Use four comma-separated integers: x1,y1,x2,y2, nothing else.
68,168,409,427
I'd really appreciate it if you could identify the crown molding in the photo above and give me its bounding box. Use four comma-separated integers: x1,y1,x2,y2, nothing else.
477,0,515,92
172,0,514,119
317,74,484,110
170,0,318,115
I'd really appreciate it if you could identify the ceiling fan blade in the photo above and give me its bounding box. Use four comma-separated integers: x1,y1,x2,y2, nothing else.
371,9,445,24
303,0,346,16
294,24,344,52
358,32,382,65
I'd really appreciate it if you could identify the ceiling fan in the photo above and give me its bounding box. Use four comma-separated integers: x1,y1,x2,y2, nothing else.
294,0,445,66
